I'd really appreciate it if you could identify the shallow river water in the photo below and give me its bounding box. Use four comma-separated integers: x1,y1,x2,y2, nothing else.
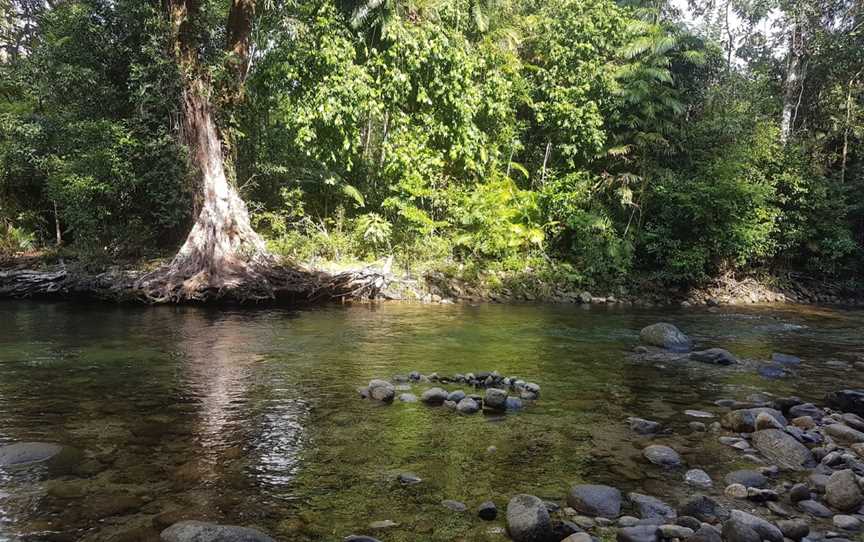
1,301,863,542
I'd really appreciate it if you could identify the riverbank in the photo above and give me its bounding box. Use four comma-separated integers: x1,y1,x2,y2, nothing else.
1,253,862,307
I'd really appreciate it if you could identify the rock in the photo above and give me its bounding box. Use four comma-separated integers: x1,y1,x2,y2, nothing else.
825,469,863,511
690,348,737,365
771,353,801,365
443,400,457,410
369,520,399,530
754,412,784,431
345,537,382,542
619,516,640,527
685,410,714,419
758,364,792,379
792,416,816,429
790,483,811,503
524,382,541,399
689,422,706,432
728,510,783,542
160,521,275,542
629,417,662,435
777,519,809,541
658,524,694,539
397,473,422,485
724,470,767,489
506,494,554,542
506,397,524,411
721,518,761,542
750,429,815,470
456,397,480,414
478,501,497,521
617,525,658,542
643,445,682,467
841,412,864,432
852,443,864,459
442,500,467,513
563,534,593,542
628,493,676,521
421,387,448,405
689,525,721,542
484,388,508,411
678,496,728,523
833,515,862,531
579,291,593,304
368,380,395,402
567,484,622,518
398,392,417,403
685,469,712,489
798,499,833,517
789,403,823,420
824,424,864,444
0,442,67,467
724,484,748,499
640,323,692,352
722,408,787,433
447,390,466,402
826,390,864,417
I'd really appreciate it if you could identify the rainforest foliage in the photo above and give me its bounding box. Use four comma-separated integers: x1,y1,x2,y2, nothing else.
1,0,862,287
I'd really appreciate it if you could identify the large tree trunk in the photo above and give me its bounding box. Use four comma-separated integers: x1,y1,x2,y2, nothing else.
780,12,805,144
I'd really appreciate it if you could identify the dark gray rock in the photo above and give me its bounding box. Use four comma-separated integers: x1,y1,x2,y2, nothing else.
790,483,811,503
160,521,275,542
484,388,508,411
478,501,497,521
397,472,422,485
689,525,721,542
722,408,787,433
398,392,418,403
421,387,448,405
721,519,761,542
771,353,801,365
506,397,524,411
447,390,466,403
567,484,623,518
826,390,864,417
777,519,809,541
506,494,554,542
789,403,824,420
833,514,862,531
728,510,783,542
0,442,67,467
751,429,815,470
678,496,728,523
628,493,676,521
640,323,692,352
798,499,833,517
657,524,693,539
629,417,662,435
825,469,863,511
617,525,658,542
442,499,467,513
690,348,737,365
724,470,768,489
345,537,382,542
643,445,682,467
824,424,864,444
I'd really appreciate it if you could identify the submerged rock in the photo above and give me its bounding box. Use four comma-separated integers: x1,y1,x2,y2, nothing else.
751,429,815,471
628,417,661,435
506,494,553,542
690,348,737,365
160,521,275,542
639,323,692,352
567,484,622,518
0,442,67,467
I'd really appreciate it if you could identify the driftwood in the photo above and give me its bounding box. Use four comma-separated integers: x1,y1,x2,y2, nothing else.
0,261,390,304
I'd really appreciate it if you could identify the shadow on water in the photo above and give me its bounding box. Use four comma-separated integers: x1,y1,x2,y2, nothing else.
0,301,862,540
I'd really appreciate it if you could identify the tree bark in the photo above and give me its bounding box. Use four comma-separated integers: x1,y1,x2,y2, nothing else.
780,10,805,144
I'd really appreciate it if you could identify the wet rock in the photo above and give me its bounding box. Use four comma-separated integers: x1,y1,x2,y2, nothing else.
825,469,863,511
777,519,809,541
628,493,676,522
751,429,815,470
789,403,824,421
640,323,692,352
684,469,712,489
447,390,466,402
420,387,448,405
841,412,864,432
721,518,761,542
724,470,767,488
368,380,395,402
397,473,422,485
824,424,864,444
722,408,787,433
484,388,508,411
643,445,682,467
689,525,722,542
826,390,864,417
746,488,778,502
456,397,480,414
658,524,693,539
478,501,497,521
567,485,622,518
724,484,748,499
629,417,662,435
771,353,801,365
728,510,783,542
678,496,728,523
506,494,554,542
617,525,658,542
798,499,833,517
833,515,862,531
160,521,275,542
398,393,417,403
690,348,737,365
0,442,68,467
685,410,714,419
83,494,143,519
789,483,811,503
442,500,467,513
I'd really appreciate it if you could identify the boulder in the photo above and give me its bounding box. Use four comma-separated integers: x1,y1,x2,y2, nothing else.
833,515,862,531
456,397,480,414
160,521,275,542
824,423,864,444
678,496,728,523
567,484,622,518
0,442,67,467
484,388,508,411
728,510,783,542
724,470,767,489
642,445,682,467
627,493,675,521
639,323,692,352
421,387,448,405
825,469,863,511
506,494,554,542
750,429,815,470
447,390,466,402
367,380,395,402
690,348,737,365
616,525,658,542
789,403,823,420
776,519,809,541
722,408,787,433
826,389,864,417
684,469,712,489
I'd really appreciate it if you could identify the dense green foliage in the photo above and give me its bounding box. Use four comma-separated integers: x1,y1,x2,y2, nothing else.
1,0,862,287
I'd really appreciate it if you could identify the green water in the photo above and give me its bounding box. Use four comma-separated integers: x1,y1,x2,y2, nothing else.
1,301,863,541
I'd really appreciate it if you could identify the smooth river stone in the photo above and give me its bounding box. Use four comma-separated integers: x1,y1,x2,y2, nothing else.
0,442,69,467
506,494,553,542
160,521,275,542
750,429,815,470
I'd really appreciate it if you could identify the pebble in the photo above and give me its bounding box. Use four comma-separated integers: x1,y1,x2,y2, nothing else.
397,473,421,485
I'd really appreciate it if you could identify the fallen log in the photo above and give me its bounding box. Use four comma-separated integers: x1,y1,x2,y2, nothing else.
0,261,390,304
